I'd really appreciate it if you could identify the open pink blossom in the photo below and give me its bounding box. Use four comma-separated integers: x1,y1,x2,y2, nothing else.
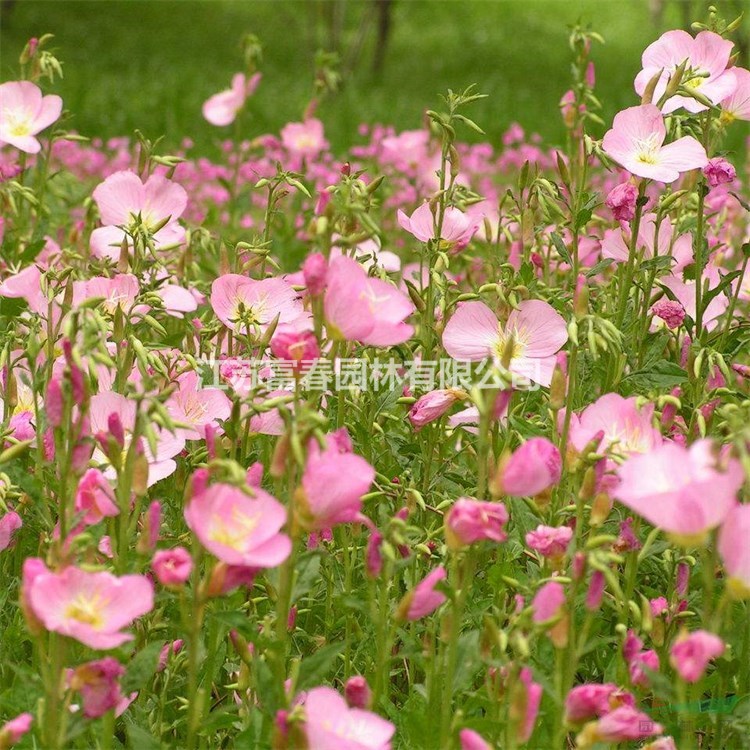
0,263,48,315
298,436,375,530
90,170,187,260
74,468,119,525
210,274,307,336
72,274,140,314
615,440,743,544
26,564,154,649
185,480,290,568
602,104,707,183
397,202,478,249
634,30,737,114
69,657,126,718
718,504,750,599
499,437,562,496
281,118,328,157
0,81,62,153
152,547,193,586
0,510,22,552
202,72,261,126
565,684,635,724
662,274,728,332
165,370,232,440
578,706,662,745
301,685,395,750
526,524,573,559
445,497,508,549
442,299,567,386
408,389,463,430
721,66,750,121
670,630,724,682
601,212,692,267
568,393,662,457
324,255,415,346
398,566,447,621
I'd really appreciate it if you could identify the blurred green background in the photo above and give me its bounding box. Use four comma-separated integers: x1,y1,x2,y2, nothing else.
1,0,747,156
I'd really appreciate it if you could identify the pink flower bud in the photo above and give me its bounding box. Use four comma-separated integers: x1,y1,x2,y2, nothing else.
107,412,125,448
365,530,383,578
270,329,320,371
703,157,736,188
152,546,193,586
69,657,125,719
459,729,491,750
499,438,562,497
302,252,328,295
0,713,33,746
445,497,508,549
46,377,64,428
408,389,461,430
605,182,639,222
651,299,685,329
344,675,372,709
676,562,690,597
585,571,605,611
74,468,119,525
531,581,565,623
670,630,724,683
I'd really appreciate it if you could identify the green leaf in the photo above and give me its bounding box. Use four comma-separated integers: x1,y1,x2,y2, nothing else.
121,641,165,694
126,722,163,750
622,360,688,391
550,231,572,266
297,641,346,690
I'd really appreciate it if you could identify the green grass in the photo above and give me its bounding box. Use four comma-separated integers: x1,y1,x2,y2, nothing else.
0,0,746,157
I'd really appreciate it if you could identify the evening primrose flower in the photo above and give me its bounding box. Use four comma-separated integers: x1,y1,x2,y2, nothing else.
202,72,261,126
397,202,478,249
0,81,62,153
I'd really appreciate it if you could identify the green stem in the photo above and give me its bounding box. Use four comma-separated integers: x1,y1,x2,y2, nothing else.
615,189,646,329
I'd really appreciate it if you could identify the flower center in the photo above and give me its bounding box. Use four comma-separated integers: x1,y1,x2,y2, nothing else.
209,507,258,551
65,593,106,628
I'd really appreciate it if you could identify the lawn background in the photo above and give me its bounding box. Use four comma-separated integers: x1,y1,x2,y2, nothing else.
1,0,747,157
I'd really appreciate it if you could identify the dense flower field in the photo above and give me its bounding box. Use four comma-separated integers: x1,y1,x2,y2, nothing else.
1,13,750,750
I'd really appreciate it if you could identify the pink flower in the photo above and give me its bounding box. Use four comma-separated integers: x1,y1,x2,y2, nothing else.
721,66,750,121
581,706,662,744
397,202,478,249
719,504,750,599
69,657,126,718
565,683,635,724
281,119,328,157
165,370,232,440
514,667,542,743
270,329,320,370
324,255,415,346
629,648,659,687
0,510,22,552
670,630,724,683
74,468,119,525
210,274,307,336
202,72,261,126
90,170,187,261
0,713,33,746
615,440,743,544
650,299,686,329
531,581,566,623
568,393,662,457
152,547,193,586
602,104,708,183
499,437,562,497
26,564,154,649
634,30,737,114
408,389,462,430
459,729,491,750
72,274,139,314
0,81,62,153
703,157,736,187
298,437,375,530
605,182,638,221
302,252,328,295
445,497,509,549
184,482,291,568
442,299,568,387
301,686,395,750
397,566,447,621
525,524,573,559
344,676,371,709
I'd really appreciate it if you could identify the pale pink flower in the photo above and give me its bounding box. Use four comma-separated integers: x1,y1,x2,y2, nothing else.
601,212,691,267
90,171,187,260
408,389,462,430
0,80,62,153
703,157,736,187
568,393,662,457
565,683,635,724
670,630,724,682
165,370,232,440
202,72,261,126
445,497,508,548
459,729,491,750
210,274,307,336
398,566,447,621
185,482,291,568
650,299,686,329
525,524,573,558
157,283,199,318
719,504,750,598
74,468,119,525
582,706,662,743
152,547,193,586
602,104,707,183
302,252,328,295
301,685,395,750
324,255,415,346
69,657,126,718
72,274,140,314
499,437,562,496
0,713,33,746
0,263,48,314
270,329,320,370
281,118,328,157
26,564,154,649
299,437,375,530
615,440,743,543
442,299,567,387
629,648,659,687
721,66,750,121
605,182,638,221
531,581,565,623
662,274,728,331
634,30,737,114
397,202,478,249
0,510,22,552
